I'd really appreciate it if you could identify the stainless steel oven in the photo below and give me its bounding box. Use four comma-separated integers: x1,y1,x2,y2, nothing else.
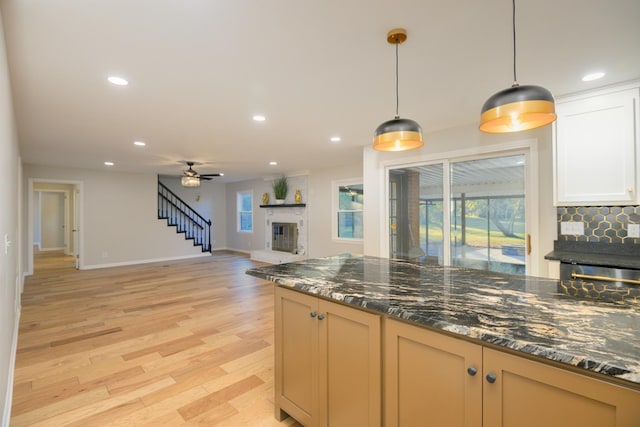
559,262,640,304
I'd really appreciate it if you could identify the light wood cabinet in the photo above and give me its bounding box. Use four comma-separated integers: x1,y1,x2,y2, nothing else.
385,318,640,427
483,348,640,427
385,318,482,427
274,287,381,427
553,83,640,206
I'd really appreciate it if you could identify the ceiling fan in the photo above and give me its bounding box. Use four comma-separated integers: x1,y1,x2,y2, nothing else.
181,161,223,187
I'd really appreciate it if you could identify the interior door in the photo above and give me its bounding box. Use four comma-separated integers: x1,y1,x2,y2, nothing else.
73,187,80,269
40,192,65,250
63,190,70,255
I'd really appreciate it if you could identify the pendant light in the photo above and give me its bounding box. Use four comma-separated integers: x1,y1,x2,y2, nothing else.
373,29,423,151
479,0,556,133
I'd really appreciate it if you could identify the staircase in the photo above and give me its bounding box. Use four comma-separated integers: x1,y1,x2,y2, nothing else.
157,180,212,252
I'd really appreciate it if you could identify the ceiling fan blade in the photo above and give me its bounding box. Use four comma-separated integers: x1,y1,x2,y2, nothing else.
200,176,213,180
199,173,222,177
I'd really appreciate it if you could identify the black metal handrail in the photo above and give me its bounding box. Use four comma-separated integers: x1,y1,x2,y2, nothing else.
157,180,212,252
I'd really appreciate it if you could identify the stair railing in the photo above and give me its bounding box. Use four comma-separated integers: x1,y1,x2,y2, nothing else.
157,180,212,252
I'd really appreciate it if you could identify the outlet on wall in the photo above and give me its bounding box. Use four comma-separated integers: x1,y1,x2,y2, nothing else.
628,224,640,238
560,221,585,235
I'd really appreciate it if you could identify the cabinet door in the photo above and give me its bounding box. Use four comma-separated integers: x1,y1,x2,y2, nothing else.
554,87,639,205
384,319,482,427
274,287,319,426
483,348,640,427
318,299,381,427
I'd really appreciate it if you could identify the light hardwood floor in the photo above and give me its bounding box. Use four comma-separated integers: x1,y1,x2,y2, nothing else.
11,250,302,426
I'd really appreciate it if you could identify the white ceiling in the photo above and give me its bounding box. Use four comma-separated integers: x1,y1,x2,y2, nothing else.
2,0,639,182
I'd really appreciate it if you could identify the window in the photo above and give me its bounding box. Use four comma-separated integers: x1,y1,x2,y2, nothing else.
333,180,363,240
237,191,253,232
389,153,527,275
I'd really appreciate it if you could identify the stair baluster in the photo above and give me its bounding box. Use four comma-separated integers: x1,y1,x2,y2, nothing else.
157,180,212,252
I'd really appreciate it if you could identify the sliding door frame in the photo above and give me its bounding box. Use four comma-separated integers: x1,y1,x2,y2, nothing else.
380,140,539,276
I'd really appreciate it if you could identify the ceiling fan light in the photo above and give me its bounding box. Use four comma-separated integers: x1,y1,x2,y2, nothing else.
480,84,556,133
373,117,423,151
181,175,200,187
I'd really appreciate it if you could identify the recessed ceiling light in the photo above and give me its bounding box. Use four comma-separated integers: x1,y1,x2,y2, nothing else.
133,141,146,146
104,161,114,166
330,136,341,142
253,115,266,122
107,76,128,86
269,161,278,166
582,72,605,82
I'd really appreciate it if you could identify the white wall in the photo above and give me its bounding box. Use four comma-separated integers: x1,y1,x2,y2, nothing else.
225,174,308,253
0,7,22,424
225,178,269,253
159,176,227,250
363,123,556,277
308,163,364,258
23,165,206,271
224,166,365,258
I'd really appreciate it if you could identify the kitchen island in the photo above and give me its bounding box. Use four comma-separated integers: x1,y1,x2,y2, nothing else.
246,254,640,426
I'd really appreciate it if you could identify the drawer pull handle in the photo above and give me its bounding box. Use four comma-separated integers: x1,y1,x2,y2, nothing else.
570,273,640,286
467,366,477,376
310,311,317,318
318,314,325,320
486,373,497,384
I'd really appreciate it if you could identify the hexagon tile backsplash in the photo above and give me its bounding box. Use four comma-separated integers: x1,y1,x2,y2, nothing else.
557,206,640,243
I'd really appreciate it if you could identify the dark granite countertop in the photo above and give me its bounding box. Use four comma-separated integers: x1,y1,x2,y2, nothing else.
545,240,640,269
246,254,640,387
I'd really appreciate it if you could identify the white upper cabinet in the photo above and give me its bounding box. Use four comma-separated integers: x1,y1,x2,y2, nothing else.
553,83,640,206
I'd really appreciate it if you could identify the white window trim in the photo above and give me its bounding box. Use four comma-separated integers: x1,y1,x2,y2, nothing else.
332,178,364,243
237,190,253,233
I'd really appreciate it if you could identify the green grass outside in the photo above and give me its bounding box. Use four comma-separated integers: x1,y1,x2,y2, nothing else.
422,216,525,248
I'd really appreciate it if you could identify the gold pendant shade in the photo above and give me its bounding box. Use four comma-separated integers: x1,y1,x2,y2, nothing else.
479,0,556,133
480,84,556,133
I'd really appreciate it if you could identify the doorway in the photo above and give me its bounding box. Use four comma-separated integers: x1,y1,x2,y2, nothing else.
28,179,83,275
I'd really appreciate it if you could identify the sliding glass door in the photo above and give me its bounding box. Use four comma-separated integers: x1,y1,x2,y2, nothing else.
450,155,525,274
389,153,526,274
389,164,444,263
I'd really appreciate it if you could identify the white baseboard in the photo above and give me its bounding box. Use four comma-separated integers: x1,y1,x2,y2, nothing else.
2,309,20,427
223,247,250,255
250,249,307,264
82,252,211,270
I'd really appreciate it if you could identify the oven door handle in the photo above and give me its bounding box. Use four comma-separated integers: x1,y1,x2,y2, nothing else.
570,272,640,286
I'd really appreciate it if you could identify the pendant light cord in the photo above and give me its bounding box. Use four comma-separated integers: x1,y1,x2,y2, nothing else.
512,0,518,86
395,39,400,119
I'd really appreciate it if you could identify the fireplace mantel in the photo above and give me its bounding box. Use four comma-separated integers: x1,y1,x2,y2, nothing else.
259,204,306,208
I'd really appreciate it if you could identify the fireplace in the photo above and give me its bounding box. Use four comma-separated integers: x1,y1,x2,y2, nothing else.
272,222,298,253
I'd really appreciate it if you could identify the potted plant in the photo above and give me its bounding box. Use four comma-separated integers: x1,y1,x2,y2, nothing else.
272,175,288,204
